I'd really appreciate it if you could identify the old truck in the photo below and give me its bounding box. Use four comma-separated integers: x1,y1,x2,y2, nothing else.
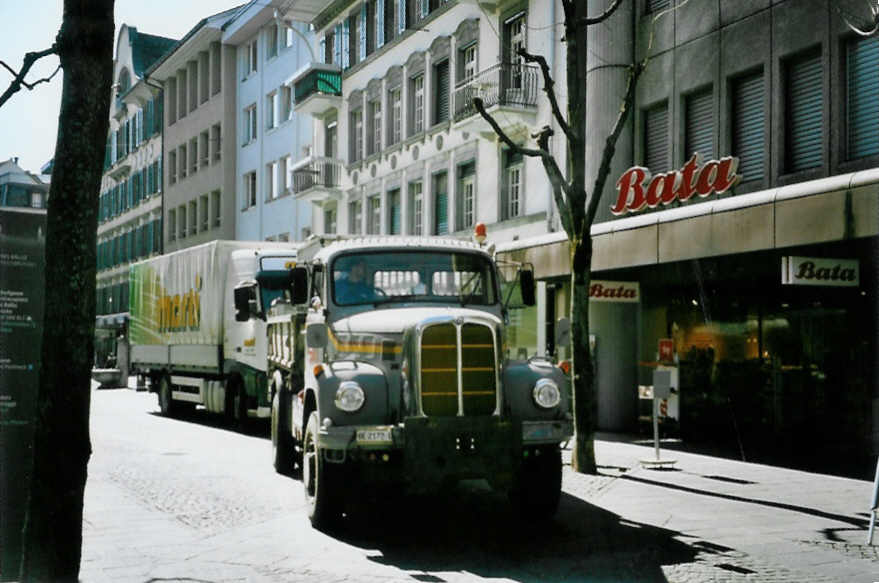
240,236,573,528
129,240,299,424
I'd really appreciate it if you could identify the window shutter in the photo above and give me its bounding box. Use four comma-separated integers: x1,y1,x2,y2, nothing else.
398,0,406,35
157,158,162,193
733,72,764,183
137,110,144,145
647,0,670,12
359,4,367,62
144,101,153,140
420,0,428,19
847,36,879,159
786,51,823,172
435,60,449,124
319,37,327,63
685,89,713,160
377,0,385,48
334,24,342,66
644,103,669,173
342,19,350,69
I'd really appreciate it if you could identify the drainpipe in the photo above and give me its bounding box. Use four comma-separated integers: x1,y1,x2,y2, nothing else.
143,74,164,254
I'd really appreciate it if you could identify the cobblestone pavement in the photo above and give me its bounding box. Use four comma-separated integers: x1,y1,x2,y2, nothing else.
81,386,878,582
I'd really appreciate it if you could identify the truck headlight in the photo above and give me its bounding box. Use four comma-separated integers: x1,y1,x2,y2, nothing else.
532,378,561,409
335,381,365,412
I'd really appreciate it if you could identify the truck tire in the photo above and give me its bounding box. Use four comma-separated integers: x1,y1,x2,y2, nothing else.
224,378,248,430
303,411,341,530
158,376,177,417
272,388,295,475
510,446,562,520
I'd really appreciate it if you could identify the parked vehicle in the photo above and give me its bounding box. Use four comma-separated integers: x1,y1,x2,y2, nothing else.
129,240,298,424
246,236,573,528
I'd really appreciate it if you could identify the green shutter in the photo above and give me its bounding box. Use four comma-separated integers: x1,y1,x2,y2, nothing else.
847,36,879,160
786,50,823,172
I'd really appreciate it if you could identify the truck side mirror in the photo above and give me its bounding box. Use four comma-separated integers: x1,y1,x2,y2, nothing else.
234,282,258,322
289,266,309,305
306,322,328,348
520,269,536,306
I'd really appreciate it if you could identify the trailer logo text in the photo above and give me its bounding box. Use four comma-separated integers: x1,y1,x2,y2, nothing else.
156,275,201,332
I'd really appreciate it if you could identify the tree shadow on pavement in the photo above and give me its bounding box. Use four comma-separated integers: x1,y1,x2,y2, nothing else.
335,488,699,582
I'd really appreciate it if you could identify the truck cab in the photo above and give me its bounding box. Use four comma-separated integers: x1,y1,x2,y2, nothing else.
265,236,572,528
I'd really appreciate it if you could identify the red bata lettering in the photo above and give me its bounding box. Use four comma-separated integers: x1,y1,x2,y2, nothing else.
590,283,637,299
611,154,741,215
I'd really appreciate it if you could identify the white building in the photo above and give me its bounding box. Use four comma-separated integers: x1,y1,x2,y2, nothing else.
223,0,314,243
283,0,566,243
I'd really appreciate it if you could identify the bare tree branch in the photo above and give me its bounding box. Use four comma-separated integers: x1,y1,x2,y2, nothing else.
578,0,625,26
473,96,549,159
517,48,574,143
584,61,644,229
0,45,59,109
835,1,879,37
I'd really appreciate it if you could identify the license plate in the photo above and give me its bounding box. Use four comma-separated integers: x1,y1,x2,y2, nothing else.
356,427,393,444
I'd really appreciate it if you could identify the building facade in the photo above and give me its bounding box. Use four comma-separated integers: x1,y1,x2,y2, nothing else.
148,7,241,254
283,0,566,244
223,1,314,243
95,25,175,366
498,0,878,474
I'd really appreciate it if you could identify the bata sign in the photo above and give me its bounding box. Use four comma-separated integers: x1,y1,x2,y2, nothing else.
611,153,741,215
590,280,640,303
782,256,859,287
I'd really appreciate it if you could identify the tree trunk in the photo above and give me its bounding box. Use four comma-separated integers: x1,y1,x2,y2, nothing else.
19,1,114,581
569,235,597,473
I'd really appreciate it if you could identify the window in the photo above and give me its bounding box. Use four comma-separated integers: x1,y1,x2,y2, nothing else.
505,12,526,90
350,109,363,162
266,161,277,200
646,0,670,12
411,74,424,135
211,190,221,227
325,119,338,157
245,40,258,77
266,91,277,130
168,150,177,184
244,171,257,209
325,207,337,234
200,131,209,168
502,150,523,220
644,102,669,172
189,200,197,235
456,161,475,231
178,69,187,119
189,61,198,113
368,194,381,234
30,192,42,209
179,144,187,179
369,100,382,155
389,87,401,145
785,49,823,173
409,180,422,235
349,199,363,234
433,60,449,125
211,123,222,162
324,30,335,64
280,156,290,194
189,137,198,175
432,171,448,235
244,104,257,144
200,194,209,232
385,0,396,44
168,78,177,124
281,85,293,122
283,26,295,48
461,43,477,81
387,188,401,234
210,42,221,95
199,51,209,104
846,36,879,160
685,88,713,160
732,71,765,183
178,204,187,238
266,24,279,59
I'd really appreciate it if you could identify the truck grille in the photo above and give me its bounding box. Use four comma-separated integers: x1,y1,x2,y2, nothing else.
420,322,497,417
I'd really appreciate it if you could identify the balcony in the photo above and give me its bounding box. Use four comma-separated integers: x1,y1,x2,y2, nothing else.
291,157,343,204
453,63,539,139
293,63,342,118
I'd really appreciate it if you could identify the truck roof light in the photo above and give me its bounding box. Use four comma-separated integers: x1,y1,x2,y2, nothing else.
474,222,486,244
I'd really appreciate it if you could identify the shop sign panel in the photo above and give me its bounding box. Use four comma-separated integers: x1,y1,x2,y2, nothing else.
781,256,859,287
612,153,741,215
589,280,640,302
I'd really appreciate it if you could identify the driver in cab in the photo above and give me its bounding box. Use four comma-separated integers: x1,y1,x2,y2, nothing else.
335,256,380,304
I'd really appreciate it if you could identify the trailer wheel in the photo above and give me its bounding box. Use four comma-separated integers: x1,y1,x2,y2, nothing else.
303,411,342,530
509,446,562,520
271,387,295,475
158,376,176,417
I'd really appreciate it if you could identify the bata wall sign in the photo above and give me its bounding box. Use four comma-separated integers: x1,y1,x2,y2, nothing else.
590,280,640,302
781,256,859,287
611,153,741,215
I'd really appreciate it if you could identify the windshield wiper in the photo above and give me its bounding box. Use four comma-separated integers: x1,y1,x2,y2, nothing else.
372,294,418,306
459,273,481,307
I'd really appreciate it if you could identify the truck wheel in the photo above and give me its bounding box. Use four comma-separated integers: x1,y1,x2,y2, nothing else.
303,411,341,530
224,378,248,430
158,376,176,417
510,446,562,520
272,388,295,475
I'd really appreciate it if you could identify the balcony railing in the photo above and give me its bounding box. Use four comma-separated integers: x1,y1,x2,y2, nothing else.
453,63,539,122
293,65,342,104
291,157,343,195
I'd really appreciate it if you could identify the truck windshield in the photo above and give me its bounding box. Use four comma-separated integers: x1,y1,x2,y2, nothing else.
332,251,497,307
